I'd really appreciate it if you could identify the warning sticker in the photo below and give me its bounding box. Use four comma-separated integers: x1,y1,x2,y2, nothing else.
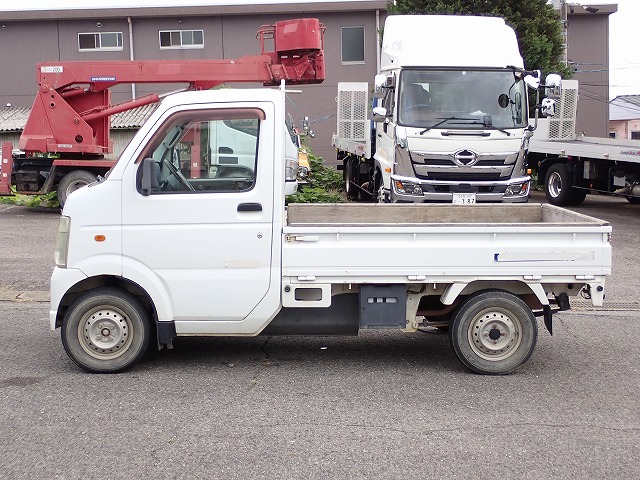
41,66,64,73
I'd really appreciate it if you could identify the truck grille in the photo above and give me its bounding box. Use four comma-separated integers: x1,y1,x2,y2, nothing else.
424,172,509,181
411,151,515,182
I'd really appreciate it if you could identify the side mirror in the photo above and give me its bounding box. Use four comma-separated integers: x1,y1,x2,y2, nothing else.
541,98,557,117
372,106,388,123
141,157,160,195
545,73,562,96
373,74,394,99
524,70,541,90
374,74,387,89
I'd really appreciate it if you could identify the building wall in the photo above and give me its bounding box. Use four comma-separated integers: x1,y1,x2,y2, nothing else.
609,120,640,140
567,9,614,137
0,5,384,163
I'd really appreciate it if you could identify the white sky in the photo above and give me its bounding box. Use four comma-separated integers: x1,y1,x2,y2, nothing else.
2,0,637,99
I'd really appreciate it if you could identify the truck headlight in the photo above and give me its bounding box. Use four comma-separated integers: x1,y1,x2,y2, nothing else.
505,181,530,196
297,165,310,181
54,216,70,268
285,157,299,182
394,179,424,195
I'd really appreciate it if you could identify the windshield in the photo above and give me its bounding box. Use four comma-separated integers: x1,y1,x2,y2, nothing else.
398,68,527,130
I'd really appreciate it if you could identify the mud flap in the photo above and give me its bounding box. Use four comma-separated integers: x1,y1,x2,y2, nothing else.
543,305,553,335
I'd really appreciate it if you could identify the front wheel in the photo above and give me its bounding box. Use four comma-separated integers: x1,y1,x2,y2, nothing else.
61,288,151,373
545,164,586,206
345,158,359,201
449,291,537,375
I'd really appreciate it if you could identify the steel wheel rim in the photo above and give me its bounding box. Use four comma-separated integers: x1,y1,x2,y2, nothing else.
77,306,134,360
467,307,522,361
548,171,562,198
66,180,89,196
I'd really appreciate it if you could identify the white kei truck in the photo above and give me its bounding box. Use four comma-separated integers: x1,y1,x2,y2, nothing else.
50,87,612,375
333,15,543,204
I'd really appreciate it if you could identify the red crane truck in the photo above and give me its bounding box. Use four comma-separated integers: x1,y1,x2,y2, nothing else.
0,18,324,206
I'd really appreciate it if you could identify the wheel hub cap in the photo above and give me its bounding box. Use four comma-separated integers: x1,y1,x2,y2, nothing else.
78,308,132,360
468,309,522,361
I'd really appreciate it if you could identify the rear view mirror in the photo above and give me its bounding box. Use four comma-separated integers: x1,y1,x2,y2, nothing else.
372,106,388,123
541,98,557,117
373,74,395,99
524,70,541,90
545,74,562,96
141,157,160,195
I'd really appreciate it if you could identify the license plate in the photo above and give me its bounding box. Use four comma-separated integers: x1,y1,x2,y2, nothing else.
452,193,476,205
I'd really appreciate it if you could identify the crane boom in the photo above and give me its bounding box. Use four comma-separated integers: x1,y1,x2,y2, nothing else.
19,18,325,156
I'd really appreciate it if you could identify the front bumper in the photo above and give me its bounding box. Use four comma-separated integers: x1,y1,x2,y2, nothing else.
49,267,88,330
390,175,531,203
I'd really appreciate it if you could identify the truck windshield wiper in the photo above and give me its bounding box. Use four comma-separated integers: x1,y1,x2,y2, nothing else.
456,120,512,136
419,117,474,135
448,114,512,136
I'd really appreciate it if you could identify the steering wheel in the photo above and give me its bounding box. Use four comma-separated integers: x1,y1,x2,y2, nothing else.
162,156,194,192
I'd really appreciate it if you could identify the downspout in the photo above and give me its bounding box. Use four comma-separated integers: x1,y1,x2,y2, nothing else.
375,9,381,73
128,16,136,99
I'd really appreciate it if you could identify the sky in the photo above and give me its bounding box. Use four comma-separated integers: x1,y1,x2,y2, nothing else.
2,0,637,99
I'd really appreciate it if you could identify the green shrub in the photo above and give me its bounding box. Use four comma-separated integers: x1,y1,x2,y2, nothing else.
287,151,345,203
0,188,59,208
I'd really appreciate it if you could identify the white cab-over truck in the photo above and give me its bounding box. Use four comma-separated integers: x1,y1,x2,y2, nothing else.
50,87,611,375
529,80,640,206
333,15,543,204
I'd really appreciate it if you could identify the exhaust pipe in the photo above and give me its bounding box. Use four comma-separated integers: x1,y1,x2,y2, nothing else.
614,183,640,197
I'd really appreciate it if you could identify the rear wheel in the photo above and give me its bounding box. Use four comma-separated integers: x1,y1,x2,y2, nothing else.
57,170,98,207
449,291,537,375
61,288,151,373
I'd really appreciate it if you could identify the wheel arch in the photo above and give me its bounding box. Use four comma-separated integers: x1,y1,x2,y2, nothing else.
441,281,547,311
54,275,158,332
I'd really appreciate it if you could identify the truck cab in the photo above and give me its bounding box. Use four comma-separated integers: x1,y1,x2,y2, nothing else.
369,15,534,203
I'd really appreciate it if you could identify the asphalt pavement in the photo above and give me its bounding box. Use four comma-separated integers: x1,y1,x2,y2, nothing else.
0,196,638,479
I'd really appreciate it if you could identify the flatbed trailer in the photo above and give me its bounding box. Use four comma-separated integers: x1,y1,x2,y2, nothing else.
529,80,640,205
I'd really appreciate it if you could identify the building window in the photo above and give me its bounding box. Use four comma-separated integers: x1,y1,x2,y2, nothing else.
341,26,365,64
78,32,123,51
632,131,640,140
609,131,617,139
159,30,204,49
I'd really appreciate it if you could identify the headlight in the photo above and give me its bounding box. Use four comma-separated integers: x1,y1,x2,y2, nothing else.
394,179,424,195
297,166,310,181
285,157,299,182
505,181,530,196
54,216,71,268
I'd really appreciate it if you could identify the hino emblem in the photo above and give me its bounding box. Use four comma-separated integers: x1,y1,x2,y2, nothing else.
453,149,478,166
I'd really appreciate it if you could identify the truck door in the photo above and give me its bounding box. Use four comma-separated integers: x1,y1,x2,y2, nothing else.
374,79,397,195
120,102,276,322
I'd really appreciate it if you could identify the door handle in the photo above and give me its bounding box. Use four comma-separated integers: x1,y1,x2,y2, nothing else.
237,203,262,212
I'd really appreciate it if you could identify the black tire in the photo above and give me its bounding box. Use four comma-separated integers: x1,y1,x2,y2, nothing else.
61,288,151,373
345,158,359,201
544,163,586,206
57,170,98,207
449,291,538,375
626,195,640,205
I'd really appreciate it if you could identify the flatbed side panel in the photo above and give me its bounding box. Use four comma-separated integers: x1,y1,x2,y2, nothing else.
529,137,640,165
282,227,611,279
